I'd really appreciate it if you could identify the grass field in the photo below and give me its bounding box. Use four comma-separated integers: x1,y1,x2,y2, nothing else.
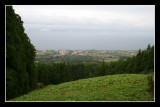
9,74,154,101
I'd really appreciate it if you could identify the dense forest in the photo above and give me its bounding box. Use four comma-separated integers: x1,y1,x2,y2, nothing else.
6,6,37,100
6,6,154,100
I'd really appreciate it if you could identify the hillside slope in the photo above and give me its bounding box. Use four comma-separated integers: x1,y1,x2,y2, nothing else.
9,74,153,101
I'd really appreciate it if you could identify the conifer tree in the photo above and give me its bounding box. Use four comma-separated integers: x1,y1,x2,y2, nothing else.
99,60,106,76
6,6,36,99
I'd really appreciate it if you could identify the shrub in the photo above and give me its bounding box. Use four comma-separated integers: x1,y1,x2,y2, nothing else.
37,83,44,89
147,72,154,97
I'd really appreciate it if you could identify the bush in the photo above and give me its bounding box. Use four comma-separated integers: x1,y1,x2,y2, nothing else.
147,72,154,97
37,83,44,89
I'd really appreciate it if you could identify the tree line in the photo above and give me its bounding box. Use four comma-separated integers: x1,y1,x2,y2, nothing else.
107,44,154,75
6,6,154,100
36,62,106,85
36,44,154,87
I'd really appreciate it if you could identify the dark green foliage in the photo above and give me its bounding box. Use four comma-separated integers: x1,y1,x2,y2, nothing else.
6,6,36,100
96,61,107,76
6,68,19,99
107,44,154,75
35,62,101,85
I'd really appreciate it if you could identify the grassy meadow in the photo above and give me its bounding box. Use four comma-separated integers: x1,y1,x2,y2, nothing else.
9,74,154,101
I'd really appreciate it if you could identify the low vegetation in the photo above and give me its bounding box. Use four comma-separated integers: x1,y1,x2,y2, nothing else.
10,74,153,101
147,72,154,98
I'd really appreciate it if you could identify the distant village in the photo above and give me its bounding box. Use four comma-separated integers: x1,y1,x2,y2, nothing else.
36,50,138,57
35,50,138,64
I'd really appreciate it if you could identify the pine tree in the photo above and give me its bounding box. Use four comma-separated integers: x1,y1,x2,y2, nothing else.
99,60,106,76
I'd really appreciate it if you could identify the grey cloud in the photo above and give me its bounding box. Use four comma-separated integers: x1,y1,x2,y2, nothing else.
12,5,155,50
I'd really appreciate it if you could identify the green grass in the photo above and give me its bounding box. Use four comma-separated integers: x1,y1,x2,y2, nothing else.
9,74,154,101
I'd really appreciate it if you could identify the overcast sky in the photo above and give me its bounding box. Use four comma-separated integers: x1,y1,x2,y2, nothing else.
12,5,155,50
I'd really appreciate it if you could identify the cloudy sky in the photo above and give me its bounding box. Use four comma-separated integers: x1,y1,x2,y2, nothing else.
12,5,155,50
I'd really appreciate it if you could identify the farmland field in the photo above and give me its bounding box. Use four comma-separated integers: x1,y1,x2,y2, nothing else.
9,74,154,101
35,50,138,64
